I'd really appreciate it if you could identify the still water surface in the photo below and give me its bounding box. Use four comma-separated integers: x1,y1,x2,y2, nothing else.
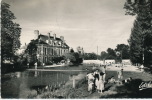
1,67,85,98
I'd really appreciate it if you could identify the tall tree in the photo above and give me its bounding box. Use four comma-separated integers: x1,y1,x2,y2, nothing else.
107,48,116,59
128,20,143,64
1,2,21,62
24,40,38,64
83,53,97,60
124,0,152,65
115,44,130,59
100,51,108,60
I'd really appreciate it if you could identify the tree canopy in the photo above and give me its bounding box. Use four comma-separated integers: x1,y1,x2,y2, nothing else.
24,40,38,65
83,53,98,60
107,48,116,59
124,0,152,65
64,48,83,64
100,44,130,62
128,20,143,64
1,2,21,62
100,51,108,60
115,44,130,59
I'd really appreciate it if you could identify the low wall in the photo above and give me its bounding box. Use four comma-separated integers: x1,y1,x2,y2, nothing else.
83,59,131,65
83,60,104,65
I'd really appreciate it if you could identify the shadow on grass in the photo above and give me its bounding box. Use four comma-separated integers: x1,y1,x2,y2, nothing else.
144,67,152,74
100,79,152,98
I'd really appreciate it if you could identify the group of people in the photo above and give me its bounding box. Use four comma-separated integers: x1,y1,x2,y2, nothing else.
86,64,130,94
86,65,106,94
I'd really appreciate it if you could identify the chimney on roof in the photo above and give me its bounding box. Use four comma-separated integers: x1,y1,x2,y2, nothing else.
60,36,64,42
48,32,51,37
34,30,39,40
53,33,56,40
47,31,51,44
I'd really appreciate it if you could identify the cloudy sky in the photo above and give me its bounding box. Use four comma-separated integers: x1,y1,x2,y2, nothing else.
4,0,135,53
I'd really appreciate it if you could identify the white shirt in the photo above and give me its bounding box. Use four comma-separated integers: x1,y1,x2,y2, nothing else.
87,73,94,80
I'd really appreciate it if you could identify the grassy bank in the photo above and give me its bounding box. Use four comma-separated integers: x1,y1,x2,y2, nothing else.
26,69,152,98
25,72,88,99
90,70,152,98
29,63,152,98
2,63,152,98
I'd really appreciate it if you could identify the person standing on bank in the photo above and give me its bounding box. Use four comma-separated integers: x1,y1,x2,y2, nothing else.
34,62,37,69
27,63,29,68
117,69,123,82
94,69,100,91
102,65,106,83
98,72,104,94
99,65,106,83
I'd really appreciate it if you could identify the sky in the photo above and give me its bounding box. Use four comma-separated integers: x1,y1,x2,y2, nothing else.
3,0,135,53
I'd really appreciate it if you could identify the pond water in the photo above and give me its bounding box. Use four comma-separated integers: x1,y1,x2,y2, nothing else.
1,67,86,98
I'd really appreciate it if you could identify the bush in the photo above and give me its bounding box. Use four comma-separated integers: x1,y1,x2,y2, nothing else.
52,57,64,64
45,62,53,65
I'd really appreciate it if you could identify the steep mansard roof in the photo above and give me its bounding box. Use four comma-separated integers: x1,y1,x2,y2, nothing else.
37,35,69,48
39,35,62,41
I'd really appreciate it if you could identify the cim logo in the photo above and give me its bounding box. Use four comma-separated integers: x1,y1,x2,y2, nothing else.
139,81,152,90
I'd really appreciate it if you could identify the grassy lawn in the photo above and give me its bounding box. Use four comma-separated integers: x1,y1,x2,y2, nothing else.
101,71,152,98
87,70,152,98
35,64,152,98
2,63,152,98
61,64,152,99
47,69,152,99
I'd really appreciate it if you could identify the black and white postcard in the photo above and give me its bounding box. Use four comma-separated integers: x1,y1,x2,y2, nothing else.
1,0,152,99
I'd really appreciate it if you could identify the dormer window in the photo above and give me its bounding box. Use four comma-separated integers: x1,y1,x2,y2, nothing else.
59,42,61,45
46,40,48,43
54,41,58,46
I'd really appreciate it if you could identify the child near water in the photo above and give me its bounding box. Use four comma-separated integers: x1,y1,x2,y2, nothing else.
86,71,94,94
88,79,94,94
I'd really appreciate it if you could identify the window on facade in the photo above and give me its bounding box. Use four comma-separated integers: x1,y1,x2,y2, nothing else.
45,48,47,55
48,48,50,55
60,49,62,55
52,49,53,55
59,49,60,55
56,49,58,55
44,48,45,55
45,57,47,63
50,41,52,45
59,42,61,46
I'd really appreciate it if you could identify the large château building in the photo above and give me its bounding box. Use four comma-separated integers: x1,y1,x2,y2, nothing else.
34,30,69,64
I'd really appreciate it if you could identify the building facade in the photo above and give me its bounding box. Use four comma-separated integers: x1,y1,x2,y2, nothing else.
77,46,84,54
34,30,69,64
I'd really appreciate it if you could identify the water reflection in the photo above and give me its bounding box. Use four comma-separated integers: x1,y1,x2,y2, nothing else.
34,71,38,77
16,72,21,78
2,70,82,98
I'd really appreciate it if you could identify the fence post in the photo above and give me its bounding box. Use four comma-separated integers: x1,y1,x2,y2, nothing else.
73,76,75,88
